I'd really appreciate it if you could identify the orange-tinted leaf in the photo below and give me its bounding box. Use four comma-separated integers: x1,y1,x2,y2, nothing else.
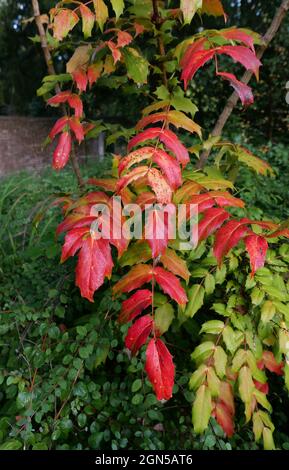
128,128,190,168
161,248,190,282
53,131,72,170
125,315,153,354
87,62,103,87
117,30,133,48
80,4,95,39
113,264,153,296
153,149,182,189
198,208,231,242
202,0,225,17
76,237,113,301
136,111,201,137
87,178,117,192
147,168,173,204
145,338,175,400
67,94,84,118
53,9,79,41
118,289,152,324
217,71,254,106
213,218,251,264
245,234,268,276
174,181,204,203
153,266,188,306
107,40,122,64
135,191,157,208
118,147,154,175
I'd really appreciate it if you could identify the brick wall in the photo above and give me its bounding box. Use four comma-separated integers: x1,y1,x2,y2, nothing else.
0,116,91,176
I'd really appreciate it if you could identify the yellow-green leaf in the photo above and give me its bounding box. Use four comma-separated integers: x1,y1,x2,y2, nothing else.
93,0,108,32
192,385,212,434
154,303,174,335
110,0,124,19
185,284,205,318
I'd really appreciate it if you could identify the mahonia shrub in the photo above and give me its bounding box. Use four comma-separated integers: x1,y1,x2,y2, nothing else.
37,0,289,450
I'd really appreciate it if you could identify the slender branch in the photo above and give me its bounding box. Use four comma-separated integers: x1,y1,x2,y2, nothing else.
197,0,289,169
152,0,168,88
31,0,84,189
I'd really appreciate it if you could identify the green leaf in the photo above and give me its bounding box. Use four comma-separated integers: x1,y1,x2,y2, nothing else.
189,364,207,391
192,385,212,434
223,326,244,354
254,389,272,413
191,341,215,364
214,346,227,378
171,87,198,118
185,284,205,318
263,427,275,450
284,363,289,392
200,320,224,336
154,303,174,335
181,0,202,24
263,285,289,302
239,366,254,404
0,440,22,450
131,379,142,393
204,273,215,295
253,411,264,442
123,48,149,84
232,349,247,373
207,367,220,397
251,287,265,306
110,0,124,19
261,301,276,323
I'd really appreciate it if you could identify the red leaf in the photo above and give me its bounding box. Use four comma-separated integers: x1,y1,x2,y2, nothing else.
72,68,88,92
118,147,154,175
61,227,89,262
75,237,113,302
254,380,269,395
198,208,231,242
67,94,84,118
117,166,149,193
47,91,71,105
49,116,69,140
188,191,245,212
80,4,95,39
217,45,261,79
245,234,268,276
221,28,255,51
180,38,207,69
213,218,251,264
87,178,117,192
217,72,254,106
53,131,72,170
134,22,145,37
69,117,85,143
147,168,173,204
258,351,284,376
214,402,234,438
117,30,133,48
128,128,190,168
53,8,79,41
152,149,182,190
112,264,153,296
181,49,216,89
118,289,152,324
145,338,175,401
125,315,153,354
153,266,188,306
107,40,122,64
145,206,174,258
